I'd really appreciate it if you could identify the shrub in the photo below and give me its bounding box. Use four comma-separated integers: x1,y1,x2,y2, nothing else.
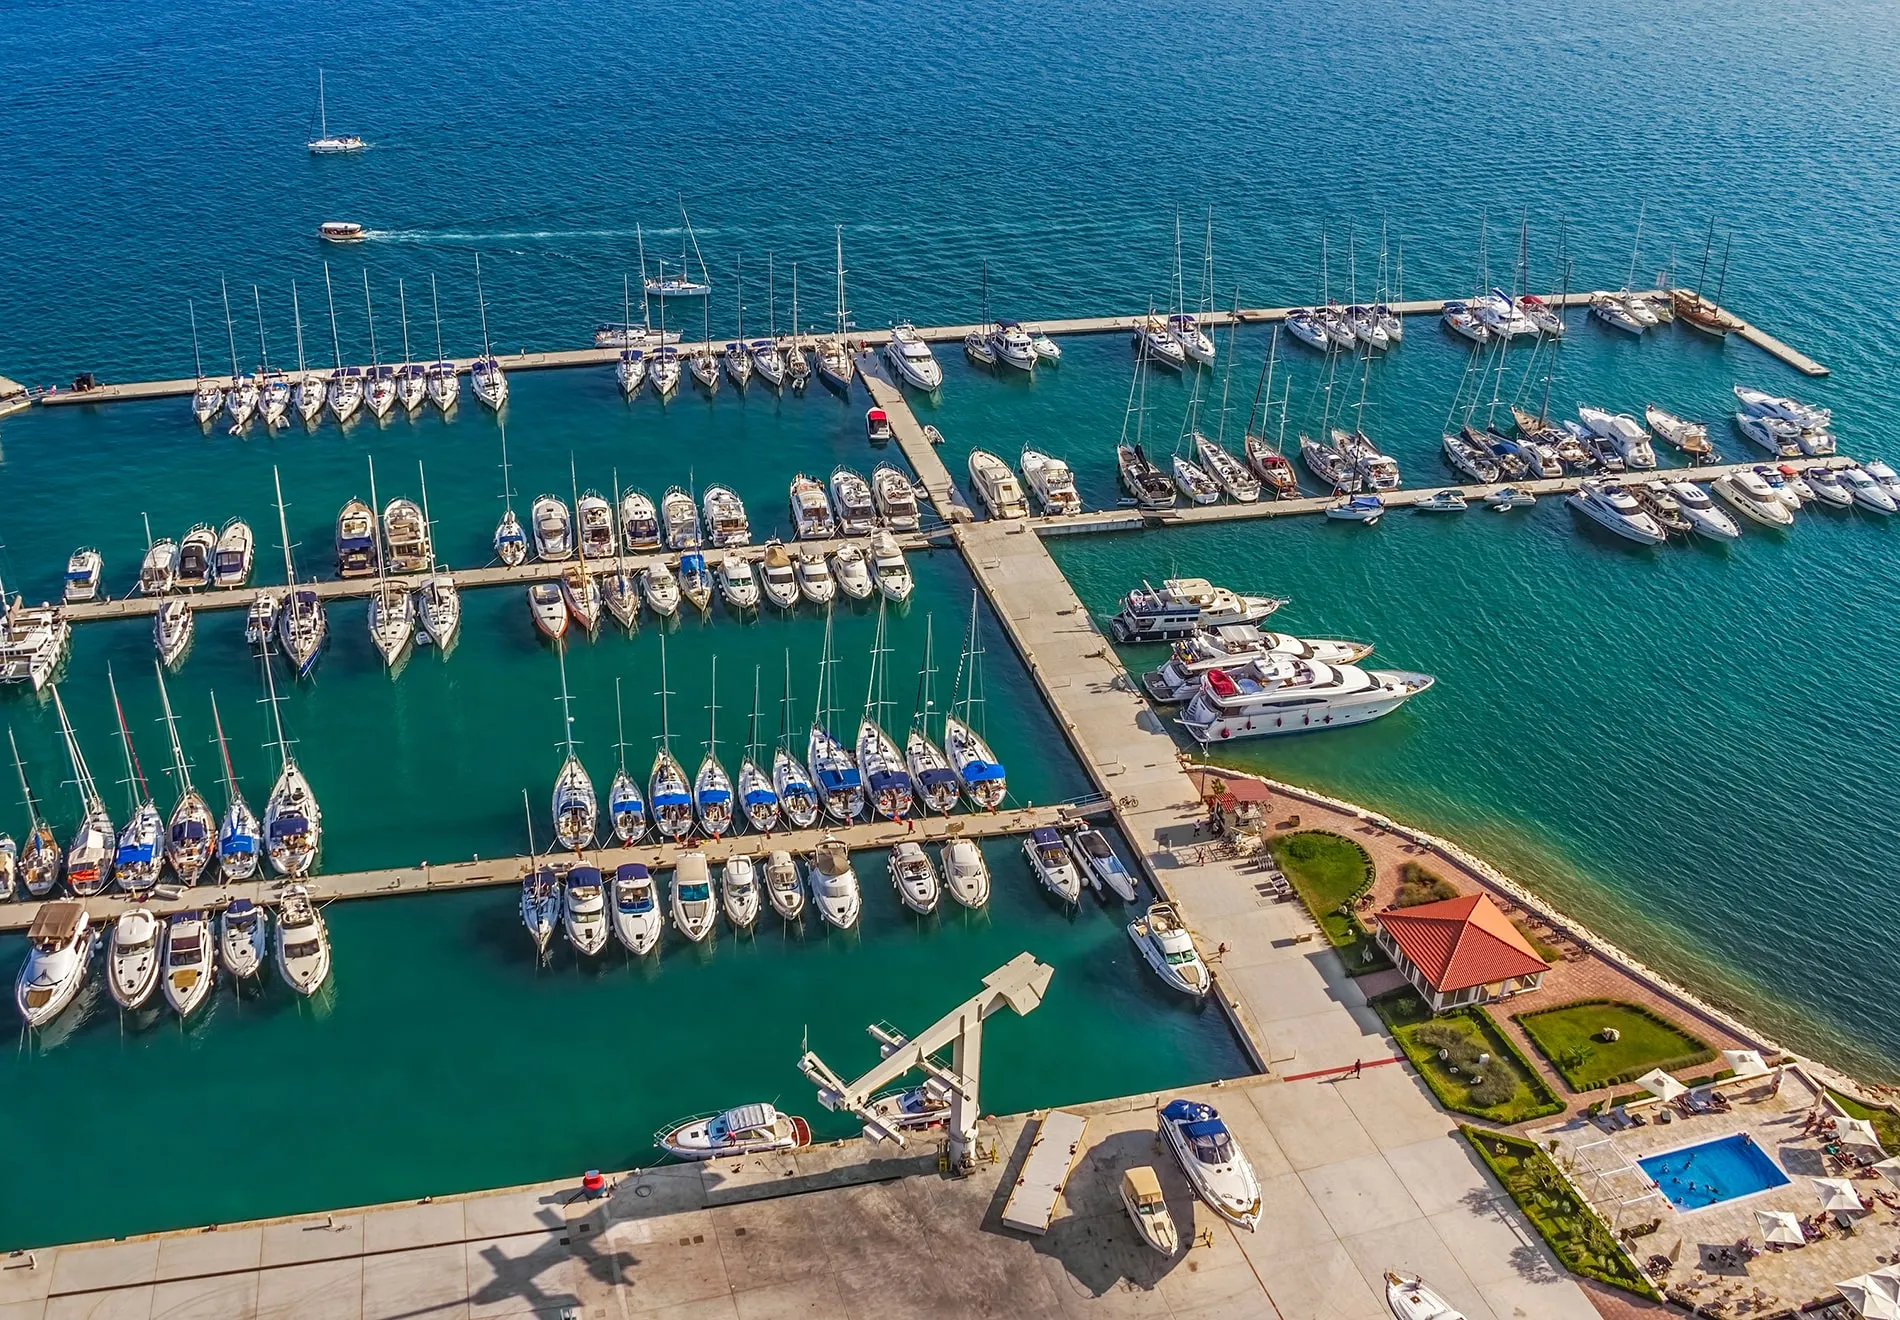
1393,861,1460,908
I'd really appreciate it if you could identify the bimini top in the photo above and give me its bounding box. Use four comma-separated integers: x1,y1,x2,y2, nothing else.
172,820,208,842
226,898,256,915
716,1103,778,1136
674,854,711,886
867,769,909,794
566,866,603,888
961,760,1005,783
916,766,959,788
742,784,778,806
1031,826,1062,846
695,786,732,805
270,814,310,836
816,764,862,792
28,901,86,943
615,862,651,883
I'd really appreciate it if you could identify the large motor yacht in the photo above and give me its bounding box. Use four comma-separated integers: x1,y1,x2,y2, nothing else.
1566,478,1668,544
1178,656,1435,743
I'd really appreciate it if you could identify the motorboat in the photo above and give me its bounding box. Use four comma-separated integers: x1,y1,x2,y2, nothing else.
1141,626,1373,704
1565,479,1668,544
658,1103,811,1162
1734,411,1803,458
1023,826,1081,904
1020,449,1082,515
551,751,597,852
886,841,940,915
794,548,836,605
1118,444,1178,509
520,869,560,958
720,855,761,930
988,318,1039,372
1326,494,1385,524
1129,903,1210,997
1802,465,1854,509
1171,451,1221,505
528,583,568,639
717,554,760,611
211,519,254,588
790,474,838,540
63,548,103,604
1135,314,1188,369
1385,1273,1467,1320
1578,407,1657,468
701,485,750,548
1070,827,1139,901
106,909,163,1010
772,747,820,829
620,490,663,551
1121,1167,1180,1258
1107,578,1285,644
161,911,215,1016
1180,656,1435,742
415,572,460,650
759,541,800,610
755,850,802,922
866,1081,954,1136
829,468,878,535
1196,435,1261,502
805,835,862,930
964,450,1027,519
1484,487,1537,511
830,542,874,601
640,560,681,616
139,538,180,595
326,365,365,422
872,464,921,530
1440,301,1490,343
175,524,216,589
650,747,693,842
940,838,991,908
1627,484,1689,538
866,408,893,442
154,599,194,669
1735,384,1830,430
273,884,331,995
749,337,785,387
610,864,663,955
563,866,610,956
1777,465,1816,504
1159,1099,1260,1230
662,487,702,551
1589,292,1645,335
218,899,268,979
1753,465,1802,512
532,495,575,560
1301,434,1360,491
562,564,602,631
334,499,377,578
1645,407,1714,462
869,531,914,604
576,492,616,561
1839,465,1898,515
16,902,95,1027
885,322,944,389
670,852,717,942
1712,470,1798,525
1415,490,1468,513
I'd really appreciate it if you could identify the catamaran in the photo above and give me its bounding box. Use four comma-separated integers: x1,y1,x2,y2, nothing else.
54,691,112,895
609,678,648,843
11,729,62,897
273,468,327,679
737,666,780,833
209,692,260,882
856,604,912,822
694,658,735,838
263,661,321,877
306,68,366,152
154,665,213,885
772,651,820,829
650,636,694,840
550,645,596,852
905,616,961,816
944,592,1007,810
106,669,163,895
470,253,509,410
808,610,865,823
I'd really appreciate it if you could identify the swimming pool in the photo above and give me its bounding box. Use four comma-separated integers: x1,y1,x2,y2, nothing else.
1639,1134,1791,1210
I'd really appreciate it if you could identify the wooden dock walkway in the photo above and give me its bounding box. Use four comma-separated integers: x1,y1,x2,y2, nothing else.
0,799,1108,933
27,289,1828,408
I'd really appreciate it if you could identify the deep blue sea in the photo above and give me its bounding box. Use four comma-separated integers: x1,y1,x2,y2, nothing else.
4,0,1900,1249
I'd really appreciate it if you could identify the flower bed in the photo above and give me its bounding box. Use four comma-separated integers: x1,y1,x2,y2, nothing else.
1373,991,1564,1124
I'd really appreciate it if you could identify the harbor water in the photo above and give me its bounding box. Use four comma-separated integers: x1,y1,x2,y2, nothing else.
6,0,1900,1252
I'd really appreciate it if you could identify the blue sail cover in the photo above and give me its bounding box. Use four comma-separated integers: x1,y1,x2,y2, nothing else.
695,787,732,805
868,770,909,794
173,820,208,842
652,790,691,807
742,786,778,805
681,552,706,574
221,830,256,854
917,767,959,788
271,814,309,837
1160,1098,1216,1124
115,841,156,865
961,760,1006,783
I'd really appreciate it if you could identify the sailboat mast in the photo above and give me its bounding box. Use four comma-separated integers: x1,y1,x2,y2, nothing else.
324,263,343,369
834,225,847,337
1214,286,1240,447
398,278,412,364
746,665,762,764
222,277,241,380
615,676,629,773
636,224,651,331
657,633,674,754
155,662,191,793
318,68,328,139
706,657,718,759
190,300,205,381
474,253,494,358
253,285,272,373
430,274,446,361
367,455,385,582
1712,233,1731,306
209,691,239,796
1625,203,1646,292
108,666,147,811
767,252,777,339
418,461,436,571
556,641,577,758
363,271,380,370
264,643,292,770
521,788,537,860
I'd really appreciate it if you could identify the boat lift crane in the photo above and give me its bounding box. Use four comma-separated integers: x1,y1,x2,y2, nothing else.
798,952,1053,1172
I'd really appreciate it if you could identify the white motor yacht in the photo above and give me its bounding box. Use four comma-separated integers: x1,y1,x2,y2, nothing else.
658,1104,811,1162
1644,407,1714,462
940,839,991,908
620,490,663,551
107,909,163,1011
1752,465,1802,512
887,841,940,915
759,541,800,610
1028,327,1061,361
885,322,944,390
611,863,663,955
1385,1272,1468,1320
1415,490,1468,513
1022,826,1081,904
1711,470,1797,526
989,318,1039,372
274,884,332,995
1589,293,1645,335
717,554,760,611
174,524,216,590
794,548,837,605
869,531,913,603
210,520,255,589
528,583,568,639
872,464,920,530
63,548,103,604
805,836,861,930
1735,384,1830,430
640,561,681,617
218,899,268,979
1069,827,1139,901
16,902,95,1027
831,542,874,601
1021,449,1082,515
531,495,575,561
1734,411,1803,458
829,468,878,536
1129,903,1210,998
1578,407,1657,468
764,850,805,921
1179,655,1435,742
139,539,180,595
1141,627,1376,704
1567,479,1667,544
1838,465,1898,515
563,866,610,956
1664,481,1742,539
670,852,718,943
1159,1099,1261,1231
701,485,750,548
969,450,1029,519
1802,465,1854,509
662,487,702,551
576,492,616,562
161,910,215,1017
790,474,838,540
720,855,761,930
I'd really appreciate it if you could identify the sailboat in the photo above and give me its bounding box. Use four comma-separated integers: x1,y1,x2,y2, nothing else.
905,616,960,816
944,592,1007,810
156,665,213,884
772,650,820,829
254,285,291,427
723,257,753,388
609,678,648,843
291,282,325,425
1242,329,1300,498
646,200,713,298
784,263,812,391
646,242,683,399
750,252,787,387
694,658,735,838
263,660,322,877
273,466,327,679
395,279,427,412
1167,212,1218,365
188,300,225,426
550,644,596,852
689,280,720,392
54,689,114,896
1197,292,1262,501
361,272,396,420
107,668,163,894
306,68,366,152
322,263,364,422
493,417,528,566
413,464,460,650
650,635,694,840
1170,359,1222,505
222,279,259,431
11,730,62,897
815,226,856,393
808,609,864,823
209,691,261,882
1117,316,1178,510
965,261,998,367
426,274,460,412
364,456,416,669
601,471,641,629
615,275,647,397
855,604,912,822
737,665,780,833
519,791,560,959
471,253,509,410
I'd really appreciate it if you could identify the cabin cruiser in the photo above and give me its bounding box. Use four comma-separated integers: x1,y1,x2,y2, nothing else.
829,468,877,535
1415,490,1468,513
869,531,913,603
532,495,575,560
107,909,163,1010
520,869,561,958
1069,827,1139,901
1141,626,1373,704
1107,578,1285,645
1734,411,1803,458
670,853,717,942
831,542,874,601
1566,479,1668,544
327,365,365,422
1712,470,1798,525
527,583,568,639
1735,384,1830,431
1159,1099,1260,1230
1196,435,1261,502
1171,452,1221,505
1385,1273,1467,1320
563,866,610,955
636,560,679,617
1839,465,1898,514
940,838,991,908
762,851,804,921
218,899,268,979
1021,449,1082,515
1022,826,1081,904
794,548,836,605
1864,459,1900,503
1135,314,1187,369
887,841,940,914
1440,301,1490,343
161,911,216,1016
988,318,1039,372
1326,494,1385,524
720,855,761,930
154,599,193,669
273,884,331,995
759,541,800,610
1129,903,1210,997
701,485,750,547
717,554,760,611
661,488,702,551
207,519,254,589
968,451,1029,518
1121,1167,1180,1258
944,714,1005,810
1653,481,1736,540
805,836,862,930
139,538,180,595
1578,407,1657,468
17,902,95,1027
1118,444,1178,509
1301,433,1360,491
650,748,693,841
1753,465,1803,512
1285,308,1331,351
773,748,820,829
1802,465,1853,509
1644,407,1714,462
175,524,215,589
575,492,615,561
63,548,103,604
335,499,377,578
885,322,944,389
790,474,838,540
1180,655,1435,742
658,1103,811,1162
872,464,920,530
611,864,663,955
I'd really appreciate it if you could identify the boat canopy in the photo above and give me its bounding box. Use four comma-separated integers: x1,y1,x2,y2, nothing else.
718,1103,777,1135
816,765,861,792
115,841,156,865
917,767,959,788
27,901,85,942
651,788,690,807
1123,1166,1164,1206
270,814,309,836
695,787,732,805
221,831,256,854
868,770,909,793
567,866,603,887
226,898,255,914
615,863,651,882
1031,827,1061,846
172,820,208,842
674,854,710,885
681,553,706,573
960,760,1005,783
742,786,778,806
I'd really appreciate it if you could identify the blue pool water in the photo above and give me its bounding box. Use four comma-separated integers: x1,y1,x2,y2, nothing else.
1639,1135,1790,1211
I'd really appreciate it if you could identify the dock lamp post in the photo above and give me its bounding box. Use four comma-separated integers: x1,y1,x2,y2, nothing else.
797,952,1054,1173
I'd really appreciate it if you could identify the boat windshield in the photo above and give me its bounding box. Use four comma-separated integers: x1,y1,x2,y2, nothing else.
1185,1122,1234,1164
679,882,711,902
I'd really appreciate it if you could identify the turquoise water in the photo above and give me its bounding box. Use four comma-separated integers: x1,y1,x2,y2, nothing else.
1639,1135,1790,1211
5,0,1900,1249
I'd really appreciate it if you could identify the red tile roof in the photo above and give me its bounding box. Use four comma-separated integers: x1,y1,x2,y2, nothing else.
1376,892,1549,993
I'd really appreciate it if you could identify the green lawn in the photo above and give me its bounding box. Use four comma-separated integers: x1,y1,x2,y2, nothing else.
1829,1089,1900,1154
1515,1001,1714,1092
1463,1128,1661,1299
1374,992,1565,1124
1271,831,1391,976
